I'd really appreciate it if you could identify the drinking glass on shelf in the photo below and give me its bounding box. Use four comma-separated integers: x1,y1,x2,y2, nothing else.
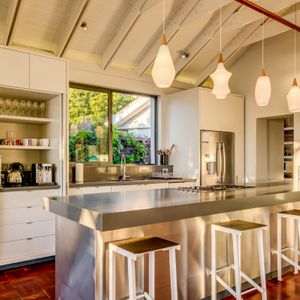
19,100,26,116
12,99,19,116
4,99,11,115
25,100,32,117
39,102,46,118
32,101,38,117
0,98,4,115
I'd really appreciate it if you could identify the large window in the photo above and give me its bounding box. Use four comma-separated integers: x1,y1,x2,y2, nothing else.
69,85,156,164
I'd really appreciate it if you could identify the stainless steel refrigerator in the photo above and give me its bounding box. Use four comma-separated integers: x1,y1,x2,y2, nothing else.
200,130,235,186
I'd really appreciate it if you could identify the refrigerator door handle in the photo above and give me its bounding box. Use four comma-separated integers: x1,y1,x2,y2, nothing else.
221,142,226,183
216,143,222,180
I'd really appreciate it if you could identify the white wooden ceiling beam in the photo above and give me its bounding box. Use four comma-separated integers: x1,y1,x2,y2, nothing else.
174,2,242,76
56,0,89,57
194,20,261,86
101,0,150,70
4,0,23,46
136,0,204,76
57,0,90,57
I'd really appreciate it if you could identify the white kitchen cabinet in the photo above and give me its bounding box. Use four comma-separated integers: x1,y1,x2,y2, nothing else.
168,181,195,188
29,55,67,93
80,186,111,194
0,189,58,266
0,189,59,209
0,48,29,88
110,183,169,192
0,220,55,243
0,235,55,265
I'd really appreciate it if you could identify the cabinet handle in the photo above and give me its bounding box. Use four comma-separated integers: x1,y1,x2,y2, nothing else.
26,237,32,240
26,206,33,208
26,222,32,224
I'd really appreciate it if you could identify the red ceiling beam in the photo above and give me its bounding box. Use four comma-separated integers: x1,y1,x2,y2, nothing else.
234,0,300,32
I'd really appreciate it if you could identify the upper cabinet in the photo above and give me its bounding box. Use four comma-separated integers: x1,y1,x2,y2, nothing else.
0,48,29,88
29,55,67,94
0,46,67,94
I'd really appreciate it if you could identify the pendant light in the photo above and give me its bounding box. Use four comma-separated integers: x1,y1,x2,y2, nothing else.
287,0,300,113
255,20,271,106
210,0,232,99
151,0,175,88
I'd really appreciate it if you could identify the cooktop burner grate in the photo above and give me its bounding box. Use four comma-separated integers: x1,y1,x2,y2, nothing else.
178,185,248,192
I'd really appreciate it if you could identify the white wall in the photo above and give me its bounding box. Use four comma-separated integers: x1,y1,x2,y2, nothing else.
230,30,300,184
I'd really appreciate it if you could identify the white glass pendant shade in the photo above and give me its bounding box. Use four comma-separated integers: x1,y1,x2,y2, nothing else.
255,69,271,106
287,78,300,112
211,55,232,99
152,36,176,88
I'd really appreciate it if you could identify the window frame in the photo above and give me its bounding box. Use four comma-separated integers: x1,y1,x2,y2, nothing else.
69,82,158,164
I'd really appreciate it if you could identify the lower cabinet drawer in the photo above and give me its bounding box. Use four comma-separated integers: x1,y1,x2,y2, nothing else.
0,220,55,243
0,189,60,209
168,182,196,188
0,235,55,265
0,206,54,226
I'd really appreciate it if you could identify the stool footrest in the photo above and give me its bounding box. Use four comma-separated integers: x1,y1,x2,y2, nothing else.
240,270,264,294
241,287,257,296
216,275,237,298
279,253,300,271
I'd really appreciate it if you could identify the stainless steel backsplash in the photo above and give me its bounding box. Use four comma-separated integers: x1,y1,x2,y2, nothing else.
69,162,173,182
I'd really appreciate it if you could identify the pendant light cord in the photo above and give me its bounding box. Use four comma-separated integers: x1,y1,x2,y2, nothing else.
294,0,297,78
261,20,265,70
219,0,222,54
163,0,165,35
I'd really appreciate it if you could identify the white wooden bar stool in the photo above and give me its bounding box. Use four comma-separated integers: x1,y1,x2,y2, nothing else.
277,210,300,281
211,220,267,300
108,236,181,300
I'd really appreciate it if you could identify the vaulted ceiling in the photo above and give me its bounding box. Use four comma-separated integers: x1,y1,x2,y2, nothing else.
0,0,299,89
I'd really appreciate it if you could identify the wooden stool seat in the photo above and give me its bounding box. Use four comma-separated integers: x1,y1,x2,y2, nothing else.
109,236,180,300
278,209,300,217
213,220,267,232
112,237,179,255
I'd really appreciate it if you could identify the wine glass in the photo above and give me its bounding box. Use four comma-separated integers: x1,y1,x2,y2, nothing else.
32,101,38,117
0,98,4,115
19,100,26,116
25,100,32,117
12,99,19,116
4,99,11,115
39,102,46,118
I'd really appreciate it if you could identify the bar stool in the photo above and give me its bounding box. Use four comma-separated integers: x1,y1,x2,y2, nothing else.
277,210,300,281
108,236,181,300
211,220,267,300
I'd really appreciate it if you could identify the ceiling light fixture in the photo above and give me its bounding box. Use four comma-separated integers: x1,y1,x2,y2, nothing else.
255,20,271,106
151,0,175,88
210,0,232,99
80,21,88,31
287,0,300,113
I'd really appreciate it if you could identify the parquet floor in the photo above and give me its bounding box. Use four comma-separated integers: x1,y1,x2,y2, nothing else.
0,260,300,299
0,261,55,299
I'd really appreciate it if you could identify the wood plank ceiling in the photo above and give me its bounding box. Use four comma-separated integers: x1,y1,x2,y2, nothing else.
0,0,298,88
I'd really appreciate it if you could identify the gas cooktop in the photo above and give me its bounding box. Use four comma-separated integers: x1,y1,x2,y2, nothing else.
178,185,249,192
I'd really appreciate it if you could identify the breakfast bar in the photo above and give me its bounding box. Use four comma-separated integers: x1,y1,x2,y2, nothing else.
44,183,300,300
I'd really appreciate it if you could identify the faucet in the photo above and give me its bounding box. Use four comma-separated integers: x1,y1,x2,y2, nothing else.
120,154,127,181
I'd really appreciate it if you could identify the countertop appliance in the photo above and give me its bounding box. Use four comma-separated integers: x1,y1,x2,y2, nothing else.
6,162,24,186
200,130,234,186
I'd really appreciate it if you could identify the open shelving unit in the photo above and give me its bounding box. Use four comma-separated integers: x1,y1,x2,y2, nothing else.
283,116,294,179
0,145,53,150
0,115,54,124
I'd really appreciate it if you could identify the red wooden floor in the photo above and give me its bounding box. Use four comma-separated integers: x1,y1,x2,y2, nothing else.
0,261,300,299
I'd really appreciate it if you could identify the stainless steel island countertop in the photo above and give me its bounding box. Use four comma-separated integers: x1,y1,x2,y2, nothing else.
46,182,300,300
44,182,297,231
